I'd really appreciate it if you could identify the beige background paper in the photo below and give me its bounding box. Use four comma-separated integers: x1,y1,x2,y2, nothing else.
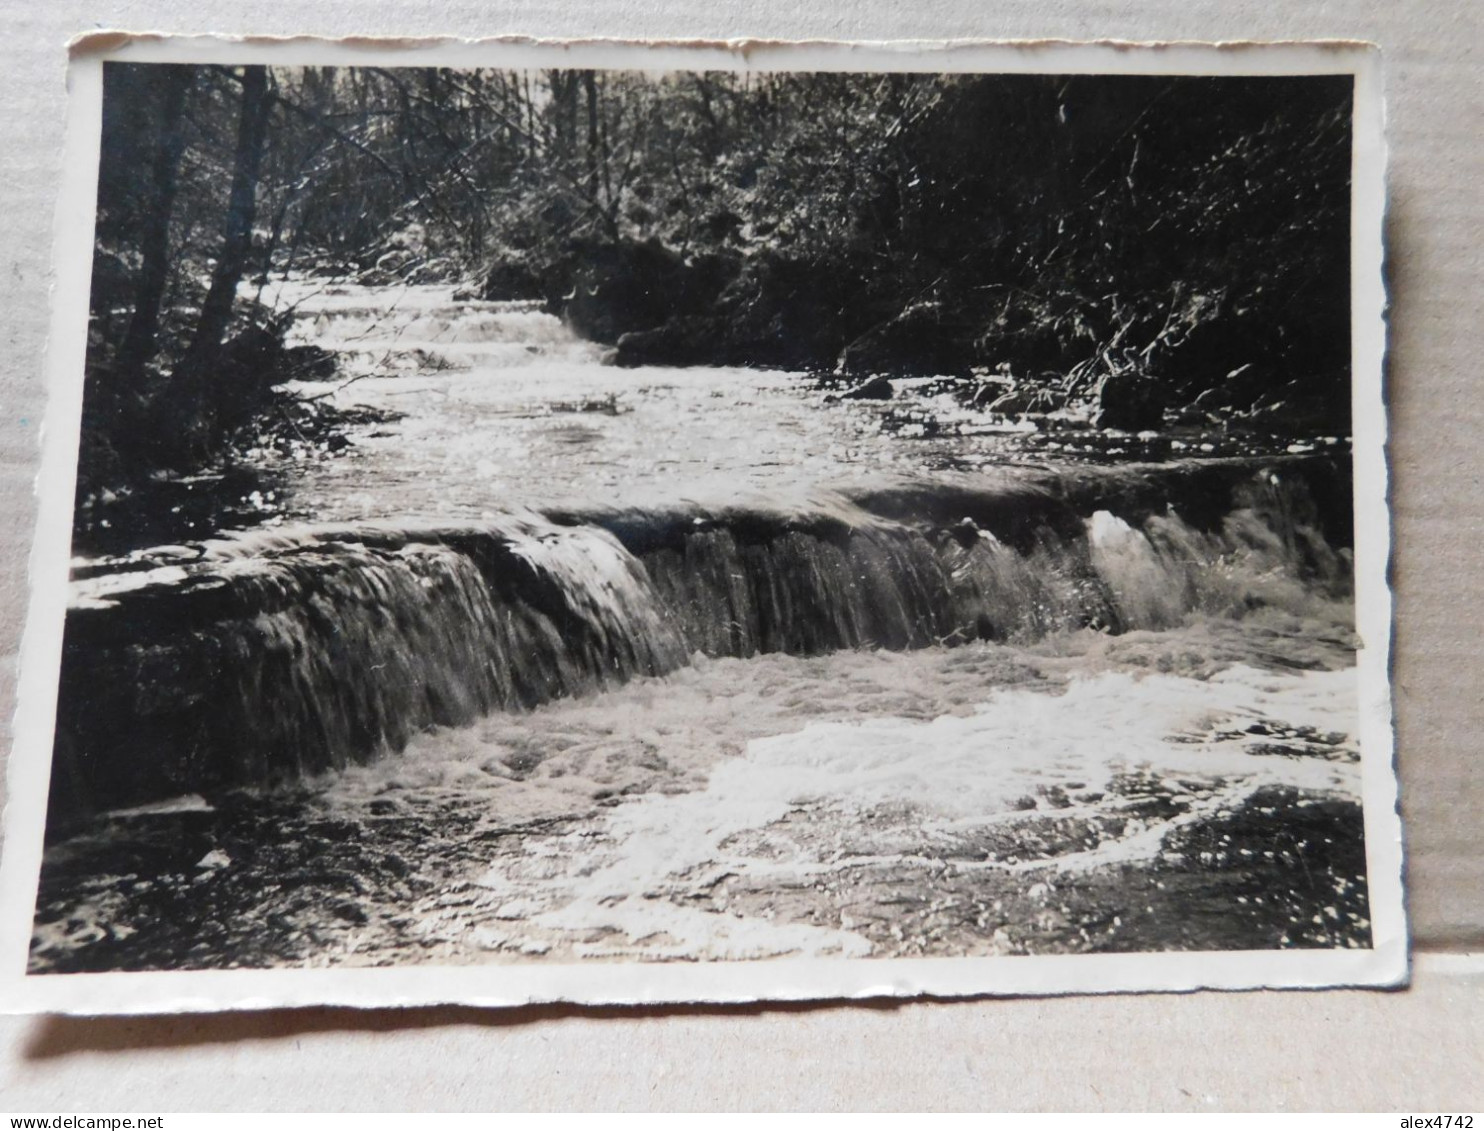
0,0,1479,1111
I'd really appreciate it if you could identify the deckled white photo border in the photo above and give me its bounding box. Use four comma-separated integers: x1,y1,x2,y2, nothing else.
0,35,1401,1014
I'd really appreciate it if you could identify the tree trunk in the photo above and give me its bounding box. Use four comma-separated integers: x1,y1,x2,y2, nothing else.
162,65,272,460
114,67,194,384
583,69,601,192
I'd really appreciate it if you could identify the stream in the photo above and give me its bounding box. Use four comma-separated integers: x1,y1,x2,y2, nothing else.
31,279,1370,972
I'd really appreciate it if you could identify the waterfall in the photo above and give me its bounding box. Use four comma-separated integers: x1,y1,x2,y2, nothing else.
53,516,687,818
48,457,1351,822
279,283,599,374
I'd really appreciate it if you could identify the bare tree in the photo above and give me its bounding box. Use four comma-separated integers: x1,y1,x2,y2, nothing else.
160,65,273,457
113,67,195,387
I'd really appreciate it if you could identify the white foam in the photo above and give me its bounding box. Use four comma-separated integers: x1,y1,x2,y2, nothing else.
470,663,1357,959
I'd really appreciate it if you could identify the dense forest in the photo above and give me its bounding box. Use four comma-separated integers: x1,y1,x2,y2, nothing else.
82,63,1353,500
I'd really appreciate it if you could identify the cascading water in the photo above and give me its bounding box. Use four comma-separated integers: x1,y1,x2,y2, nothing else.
54,515,687,816
32,278,1368,972
50,454,1350,821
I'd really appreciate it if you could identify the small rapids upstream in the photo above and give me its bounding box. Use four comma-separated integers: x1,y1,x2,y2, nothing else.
32,280,1367,972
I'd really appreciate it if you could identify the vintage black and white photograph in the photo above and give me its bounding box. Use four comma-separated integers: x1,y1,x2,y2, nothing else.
0,38,1399,1010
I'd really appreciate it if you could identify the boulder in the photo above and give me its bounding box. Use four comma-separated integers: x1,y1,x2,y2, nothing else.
1147,303,1268,392
708,249,873,370
1244,374,1351,436
551,240,742,347
280,344,337,383
1092,371,1166,432
968,379,1013,408
837,374,894,401
1189,362,1271,413
554,238,689,343
837,301,973,378
613,316,724,368
482,258,544,301
973,291,1099,376
987,390,1036,415
986,386,1064,416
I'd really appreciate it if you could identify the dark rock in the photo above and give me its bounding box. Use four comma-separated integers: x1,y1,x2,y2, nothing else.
838,374,894,401
707,249,875,370
1092,371,1166,432
1168,405,1213,427
1148,303,1268,393
551,239,740,345
328,899,368,925
973,291,1100,375
1244,376,1351,436
1221,361,1269,406
613,316,724,368
986,386,1065,416
551,238,686,343
1190,362,1270,413
987,390,1035,415
280,345,337,383
946,517,981,548
481,257,544,301
968,379,1013,408
600,250,763,365
838,301,973,377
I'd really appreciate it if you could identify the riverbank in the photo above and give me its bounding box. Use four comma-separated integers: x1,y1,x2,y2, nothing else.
511,236,1352,444
68,278,1353,561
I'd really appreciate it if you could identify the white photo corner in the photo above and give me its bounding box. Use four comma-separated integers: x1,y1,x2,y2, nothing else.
0,34,1401,1014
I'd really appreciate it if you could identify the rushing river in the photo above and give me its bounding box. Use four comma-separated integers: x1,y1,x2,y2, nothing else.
30,280,1369,973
